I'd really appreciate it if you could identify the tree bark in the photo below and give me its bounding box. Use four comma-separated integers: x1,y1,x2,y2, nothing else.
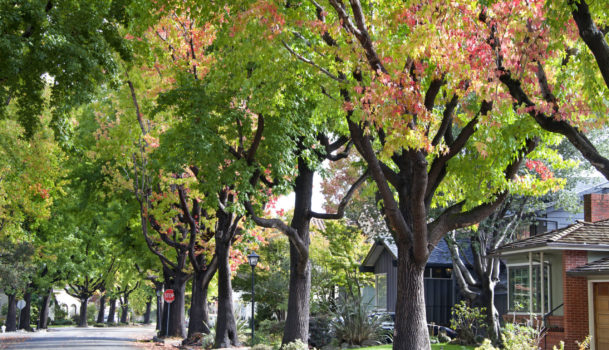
120,295,129,323
188,270,212,337
6,293,17,332
475,278,500,342
97,294,106,324
162,269,188,338
393,243,430,350
282,242,311,345
18,290,32,330
214,239,239,347
282,157,313,345
38,288,52,329
143,296,152,324
78,297,88,327
107,298,116,324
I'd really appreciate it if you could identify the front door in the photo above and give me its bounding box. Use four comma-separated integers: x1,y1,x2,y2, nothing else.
595,283,609,349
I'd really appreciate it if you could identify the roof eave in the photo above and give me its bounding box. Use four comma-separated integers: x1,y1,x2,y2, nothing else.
494,243,609,256
567,269,609,276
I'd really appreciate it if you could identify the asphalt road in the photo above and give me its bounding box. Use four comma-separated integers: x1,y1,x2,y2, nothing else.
0,326,157,350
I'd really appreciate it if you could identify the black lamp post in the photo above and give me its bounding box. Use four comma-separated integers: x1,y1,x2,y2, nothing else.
247,251,260,345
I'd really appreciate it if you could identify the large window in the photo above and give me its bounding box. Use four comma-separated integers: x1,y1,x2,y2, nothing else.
375,273,387,310
508,264,550,313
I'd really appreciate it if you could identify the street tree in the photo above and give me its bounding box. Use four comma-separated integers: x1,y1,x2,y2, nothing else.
273,1,575,348
0,0,132,137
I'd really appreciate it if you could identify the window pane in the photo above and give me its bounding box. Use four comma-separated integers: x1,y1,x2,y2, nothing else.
376,274,387,310
509,265,550,313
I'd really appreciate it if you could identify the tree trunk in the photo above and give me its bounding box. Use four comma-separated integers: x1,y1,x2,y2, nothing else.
6,293,17,332
38,288,52,329
162,270,188,338
18,290,32,330
97,294,106,324
476,279,500,343
188,270,212,337
282,158,313,345
143,296,152,324
155,285,164,331
78,297,89,327
214,240,239,347
120,295,129,323
107,298,116,324
282,243,311,344
393,243,430,350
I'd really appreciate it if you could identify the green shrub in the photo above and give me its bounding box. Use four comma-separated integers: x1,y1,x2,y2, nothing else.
257,319,284,346
309,315,333,347
281,339,308,350
450,300,486,345
87,304,97,324
501,323,540,350
93,323,106,327
331,295,387,346
52,318,74,326
475,323,542,350
53,304,67,321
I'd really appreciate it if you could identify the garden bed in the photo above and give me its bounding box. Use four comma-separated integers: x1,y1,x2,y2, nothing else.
358,344,476,350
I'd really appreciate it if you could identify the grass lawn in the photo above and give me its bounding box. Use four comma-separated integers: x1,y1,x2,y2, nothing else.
359,344,476,350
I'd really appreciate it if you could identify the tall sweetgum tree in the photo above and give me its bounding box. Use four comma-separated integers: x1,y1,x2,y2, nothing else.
269,1,573,348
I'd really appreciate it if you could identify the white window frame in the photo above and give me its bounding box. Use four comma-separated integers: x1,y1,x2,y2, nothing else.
507,261,551,314
375,273,387,311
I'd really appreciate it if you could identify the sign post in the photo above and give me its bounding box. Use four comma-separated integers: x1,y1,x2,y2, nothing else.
163,289,175,337
16,300,26,329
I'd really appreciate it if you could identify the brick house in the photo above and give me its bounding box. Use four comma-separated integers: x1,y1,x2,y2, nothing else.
494,193,609,350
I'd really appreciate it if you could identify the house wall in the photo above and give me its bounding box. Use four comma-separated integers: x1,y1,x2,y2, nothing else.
542,208,583,232
374,249,397,312
563,250,589,350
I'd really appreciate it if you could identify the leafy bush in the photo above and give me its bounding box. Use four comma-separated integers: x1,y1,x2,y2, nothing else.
53,304,68,321
281,339,308,350
475,323,542,350
501,323,540,350
87,304,97,324
309,315,333,347
52,318,74,326
331,295,387,346
450,300,486,345
93,323,106,327
257,319,284,346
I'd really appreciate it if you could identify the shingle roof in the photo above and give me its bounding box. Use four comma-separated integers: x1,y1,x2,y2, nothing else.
568,257,609,275
368,237,474,266
494,219,609,254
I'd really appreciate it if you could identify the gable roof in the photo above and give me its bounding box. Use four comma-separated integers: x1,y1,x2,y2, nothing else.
361,237,474,267
494,219,609,255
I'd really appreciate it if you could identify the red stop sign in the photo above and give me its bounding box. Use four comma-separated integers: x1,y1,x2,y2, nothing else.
163,289,175,303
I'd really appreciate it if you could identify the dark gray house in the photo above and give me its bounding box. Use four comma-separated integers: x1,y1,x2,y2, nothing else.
360,238,482,325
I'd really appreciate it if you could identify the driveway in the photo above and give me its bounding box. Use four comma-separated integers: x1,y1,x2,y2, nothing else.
0,326,159,350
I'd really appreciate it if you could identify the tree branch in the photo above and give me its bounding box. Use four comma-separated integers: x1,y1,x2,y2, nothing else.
246,115,264,163
244,201,308,259
310,168,369,219
427,137,538,244
282,41,344,82
570,0,609,88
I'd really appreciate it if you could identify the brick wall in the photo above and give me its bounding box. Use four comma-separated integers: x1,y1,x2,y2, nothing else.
562,250,589,350
584,193,609,222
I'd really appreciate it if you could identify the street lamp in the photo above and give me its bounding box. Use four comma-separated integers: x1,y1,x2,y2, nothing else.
248,251,260,345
